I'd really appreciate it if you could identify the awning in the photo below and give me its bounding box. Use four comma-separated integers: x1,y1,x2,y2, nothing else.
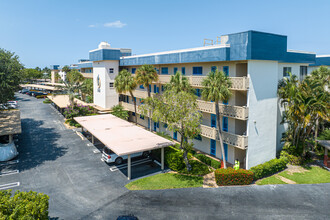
20,84,60,91
74,114,173,156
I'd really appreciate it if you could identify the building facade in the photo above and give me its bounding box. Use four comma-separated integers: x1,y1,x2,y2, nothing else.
53,30,321,169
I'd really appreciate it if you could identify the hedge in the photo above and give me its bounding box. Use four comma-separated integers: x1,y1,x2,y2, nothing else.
195,154,222,169
250,158,288,180
214,168,254,186
0,190,49,219
280,151,304,165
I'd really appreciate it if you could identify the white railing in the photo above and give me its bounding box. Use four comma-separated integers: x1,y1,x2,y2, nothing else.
120,101,142,114
81,73,93,78
156,75,249,90
200,125,248,149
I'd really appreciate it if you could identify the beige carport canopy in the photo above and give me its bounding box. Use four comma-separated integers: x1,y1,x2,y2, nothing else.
74,114,174,179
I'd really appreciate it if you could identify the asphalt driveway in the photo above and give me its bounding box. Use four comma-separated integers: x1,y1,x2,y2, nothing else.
0,93,329,219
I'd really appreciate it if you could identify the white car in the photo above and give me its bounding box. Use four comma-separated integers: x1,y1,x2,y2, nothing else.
102,147,150,165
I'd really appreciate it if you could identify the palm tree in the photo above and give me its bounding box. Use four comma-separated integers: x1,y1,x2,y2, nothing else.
114,69,138,124
166,71,194,94
135,64,158,130
202,70,232,168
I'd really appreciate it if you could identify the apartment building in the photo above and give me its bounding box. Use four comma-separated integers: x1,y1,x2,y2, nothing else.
52,30,318,169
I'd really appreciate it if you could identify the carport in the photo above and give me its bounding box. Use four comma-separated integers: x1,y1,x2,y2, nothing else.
74,114,173,180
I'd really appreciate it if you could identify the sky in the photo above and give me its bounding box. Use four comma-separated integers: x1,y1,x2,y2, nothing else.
1,0,330,68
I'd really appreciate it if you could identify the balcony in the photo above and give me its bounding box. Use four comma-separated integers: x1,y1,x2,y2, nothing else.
157,75,249,90
197,100,248,120
120,101,142,114
120,90,152,99
200,125,248,149
81,73,93,78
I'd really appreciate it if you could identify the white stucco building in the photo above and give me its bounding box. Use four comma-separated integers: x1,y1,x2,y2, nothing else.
52,30,324,169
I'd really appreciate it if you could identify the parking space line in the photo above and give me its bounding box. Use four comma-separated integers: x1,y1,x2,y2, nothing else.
0,182,20,190
93,149,101,154
0,159,19,166
87,143,93,147
75,131,85,140
0,170,19,177
109,158,152,172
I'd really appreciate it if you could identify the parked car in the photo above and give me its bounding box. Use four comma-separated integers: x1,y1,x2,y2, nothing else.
7,101,18,108
19,89,29,93
32,92,47,97
102,147,150,165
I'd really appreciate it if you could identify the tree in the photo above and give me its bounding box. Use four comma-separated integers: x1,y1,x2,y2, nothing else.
166,71,194,94
56,70,84,105
22,68,43,81
111,104,129,120
114,69,138,124
62,65,71,73
201,70,232,168
143,89,202,171
0,48,24,106
81,78,93,103
135,64,158,130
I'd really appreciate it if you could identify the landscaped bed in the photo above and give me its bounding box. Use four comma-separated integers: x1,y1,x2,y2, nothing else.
256,166,330,185
125,173,203,190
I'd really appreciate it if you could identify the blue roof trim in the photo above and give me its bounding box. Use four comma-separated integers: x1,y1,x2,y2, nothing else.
120,47,229,66
118,30,316,66
50,65,60,70
89,49,122,61
77,62,93,69
309,56,330,66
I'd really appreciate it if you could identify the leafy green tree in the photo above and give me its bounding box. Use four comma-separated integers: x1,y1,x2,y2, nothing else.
0,190,49,219
62,65,71,73
143,89,201,171
0,48,24,106
111,104,129,120
81,78,93,102
23,68,43,81
66,69,84,84
165,71,194,94
115,69,138,124
202,70,232,168
135,64,158,130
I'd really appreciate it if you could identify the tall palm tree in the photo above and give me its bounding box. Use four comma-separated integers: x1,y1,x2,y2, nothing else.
114,69,138,124
202,70,232,168
135,64,158,130
166,71,194,94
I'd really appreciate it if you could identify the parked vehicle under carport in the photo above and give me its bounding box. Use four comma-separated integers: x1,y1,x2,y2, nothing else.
102,146,150,165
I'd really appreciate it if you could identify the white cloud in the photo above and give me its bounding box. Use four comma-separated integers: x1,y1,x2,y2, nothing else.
104,20,127,28
88,24,97,28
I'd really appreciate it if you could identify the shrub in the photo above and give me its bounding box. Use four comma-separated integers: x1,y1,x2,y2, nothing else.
63,103,95,119
280,151,304,165
215,168,254,186
250,158,287,180
178,160,211,175
195,154,222,169
111,104,129,120
0,190,49,219
43,98,51,104
65,119,81,128
318,129,330,140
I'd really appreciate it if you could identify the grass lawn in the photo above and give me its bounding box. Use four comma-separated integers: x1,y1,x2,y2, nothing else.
256,175,287,185
125,173,203,190
278,166,330,184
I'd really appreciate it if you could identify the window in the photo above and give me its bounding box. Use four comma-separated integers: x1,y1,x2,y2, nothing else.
156,86,159,93
174,67,178,74
161,85,164,92
223,100,228,105
109,82,114,88
154,85,157,93
194,134,202,141
223,143,228,160
211,66,217,72
126,96,129,103
155,67,159,73
161,67,168,74
223,66,229,76
140,84,144,89
132,112,136,116
181,67,186,75
300,66,307,80
211,114,217,128
134,97,136,103
149,85,151,92
193,67,203,75
195,88,201,97
140,114,144,120
173,131,177,140
132,68,136,74
109,68,114,73
163,123,168,128
223,117,228,132
283,67,292,77
210,139,216,156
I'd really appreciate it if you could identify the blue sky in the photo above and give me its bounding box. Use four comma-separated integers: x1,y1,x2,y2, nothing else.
1,0,329,68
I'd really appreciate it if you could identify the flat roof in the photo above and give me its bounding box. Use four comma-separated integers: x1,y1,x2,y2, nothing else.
47,95,90,109
21,84,60,91
74,114,173,156
0,110,22,136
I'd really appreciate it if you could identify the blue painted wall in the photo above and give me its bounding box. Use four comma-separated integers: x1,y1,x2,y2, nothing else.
77,62,93,69
309,56,330,66
89,49,122,61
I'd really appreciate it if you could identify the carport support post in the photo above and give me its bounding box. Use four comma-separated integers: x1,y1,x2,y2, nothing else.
91,135,94,144
8,134,13,143
161,147,164,170
128,154,131,180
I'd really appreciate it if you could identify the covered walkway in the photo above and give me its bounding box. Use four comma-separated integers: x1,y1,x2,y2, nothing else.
74,114,173,179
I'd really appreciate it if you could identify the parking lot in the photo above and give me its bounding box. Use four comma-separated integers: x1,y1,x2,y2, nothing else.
1,93,329,219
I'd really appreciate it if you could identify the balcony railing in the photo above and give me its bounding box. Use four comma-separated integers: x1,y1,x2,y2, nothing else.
120,93,248,120
200,125,248,149
197,100,248,120
81,73,93,78
157,75,249,90
120,101,142,114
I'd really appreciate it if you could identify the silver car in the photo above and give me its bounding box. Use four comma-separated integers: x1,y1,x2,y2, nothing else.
102,147,150,165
